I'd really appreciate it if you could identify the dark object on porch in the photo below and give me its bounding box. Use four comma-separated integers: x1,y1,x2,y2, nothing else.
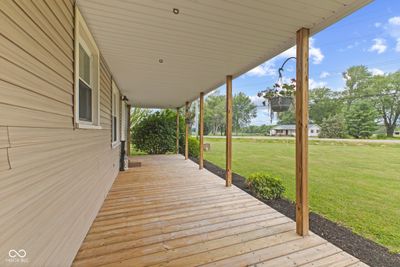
119,141,125,171
128,161,141,168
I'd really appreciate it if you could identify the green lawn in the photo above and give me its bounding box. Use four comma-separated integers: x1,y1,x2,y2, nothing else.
204,137,400,253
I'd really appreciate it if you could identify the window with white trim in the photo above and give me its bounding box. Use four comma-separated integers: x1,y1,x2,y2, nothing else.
112,81,120,147
74,7,100,129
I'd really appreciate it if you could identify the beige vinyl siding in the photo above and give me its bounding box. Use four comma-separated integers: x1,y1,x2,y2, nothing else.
100,59,112,129
0,1,120,266
0,127,10,149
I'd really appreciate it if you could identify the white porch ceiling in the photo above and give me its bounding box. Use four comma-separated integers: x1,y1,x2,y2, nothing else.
77,0,371,108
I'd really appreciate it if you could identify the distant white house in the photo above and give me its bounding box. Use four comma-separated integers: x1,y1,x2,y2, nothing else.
270,124,321,137
394,129,400,137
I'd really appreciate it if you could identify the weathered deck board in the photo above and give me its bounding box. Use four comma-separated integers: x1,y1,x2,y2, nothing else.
73,154,367,267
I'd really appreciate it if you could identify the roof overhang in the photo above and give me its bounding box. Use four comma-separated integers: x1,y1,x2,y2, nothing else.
77,0,372,108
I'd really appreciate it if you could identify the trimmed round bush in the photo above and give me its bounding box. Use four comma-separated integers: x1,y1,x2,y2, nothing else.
132,110,177,154
179,136,200,158
188,137,200,158
245,173,285,200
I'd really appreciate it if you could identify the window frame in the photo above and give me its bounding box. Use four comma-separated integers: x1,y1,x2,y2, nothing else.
74,7,101,129
112,80,121,148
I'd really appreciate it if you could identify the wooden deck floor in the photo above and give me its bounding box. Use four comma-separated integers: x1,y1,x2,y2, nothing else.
73,154,368,267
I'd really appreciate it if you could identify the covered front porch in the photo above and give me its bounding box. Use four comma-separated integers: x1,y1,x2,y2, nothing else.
73,155,366,266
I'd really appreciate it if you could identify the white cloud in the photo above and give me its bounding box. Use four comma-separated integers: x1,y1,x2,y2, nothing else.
319,71,330,79
379,17,400,53
279,38,324,64
245,38,324,77
396,38,400,52
249,95,265,106
368,38,387,54
384,17,400,41
374,22,382,28
370,68,384,76
246,61,276,77
309,79,327,89
309,39,324,64
388,16,400,26
347,41,360,49
280,46,296,58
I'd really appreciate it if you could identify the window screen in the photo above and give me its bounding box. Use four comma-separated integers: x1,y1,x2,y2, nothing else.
79,80,92,121
78,44,93,122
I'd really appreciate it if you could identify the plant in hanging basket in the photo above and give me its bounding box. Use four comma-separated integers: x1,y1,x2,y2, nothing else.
258,79,296,119
185,106,195,125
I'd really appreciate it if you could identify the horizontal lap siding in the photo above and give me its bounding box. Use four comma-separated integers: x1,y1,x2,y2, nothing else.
0,1,119,266
100,59,112,129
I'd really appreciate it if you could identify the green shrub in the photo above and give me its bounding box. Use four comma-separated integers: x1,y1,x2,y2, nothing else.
188,137,200,158
376,134,387,139
179,136,200,158
319,114,346,138
245,173,285,200
132,110,178,154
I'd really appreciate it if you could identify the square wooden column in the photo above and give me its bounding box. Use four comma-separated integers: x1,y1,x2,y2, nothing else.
126,104,131,157
225,75,233,187
199,92,205,169
185,101,189,160
176,107,180,154
295,27,310,236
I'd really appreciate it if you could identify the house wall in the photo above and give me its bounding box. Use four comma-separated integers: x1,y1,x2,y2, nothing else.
309,126,321,137
0,1,121,266
270,127,320,137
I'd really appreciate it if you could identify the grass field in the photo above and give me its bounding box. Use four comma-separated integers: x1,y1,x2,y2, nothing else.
204,137,400,253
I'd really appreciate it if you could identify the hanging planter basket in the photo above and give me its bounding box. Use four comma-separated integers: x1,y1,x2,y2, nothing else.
185,117,193,125
185,109,195,125
258,57,297,122
270,96,293,112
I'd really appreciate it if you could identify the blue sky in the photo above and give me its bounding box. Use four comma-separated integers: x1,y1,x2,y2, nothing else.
213,0,400,125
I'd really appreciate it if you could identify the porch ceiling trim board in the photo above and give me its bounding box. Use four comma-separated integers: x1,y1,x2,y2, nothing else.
76,0,371,108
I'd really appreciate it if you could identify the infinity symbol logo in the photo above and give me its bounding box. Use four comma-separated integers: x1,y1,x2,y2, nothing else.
8,249,26,258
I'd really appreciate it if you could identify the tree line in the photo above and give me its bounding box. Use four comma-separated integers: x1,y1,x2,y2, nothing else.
204,65,400,138
204,92,257,135
279,65,400,138
131,65,400,139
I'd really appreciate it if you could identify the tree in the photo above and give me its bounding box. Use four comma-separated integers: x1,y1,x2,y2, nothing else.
345,100,378,139
132,110,177,154
309,87,343,125
241,124,273,135
319,114,346,138
204,95,225,135
277,106,296,125
233,92,257,134
342,65,371,108
368,72,400,137
130,107,152,129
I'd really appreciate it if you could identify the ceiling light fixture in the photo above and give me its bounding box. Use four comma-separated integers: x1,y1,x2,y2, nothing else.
159,59,164,63
172,8,179,14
